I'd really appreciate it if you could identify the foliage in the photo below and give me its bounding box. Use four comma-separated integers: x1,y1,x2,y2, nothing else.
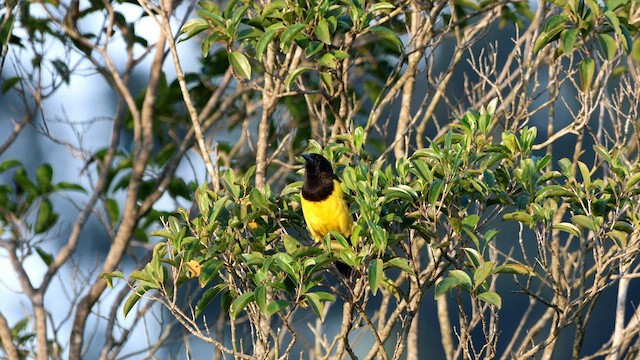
0,160,84,257
111,99,640,358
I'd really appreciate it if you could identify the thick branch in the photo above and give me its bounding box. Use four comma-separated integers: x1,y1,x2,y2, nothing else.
0,312,19,360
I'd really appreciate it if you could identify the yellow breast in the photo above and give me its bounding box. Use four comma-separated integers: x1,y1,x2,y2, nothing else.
300,180,352,245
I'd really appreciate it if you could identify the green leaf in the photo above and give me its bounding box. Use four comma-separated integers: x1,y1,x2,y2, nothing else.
14,167,37,197
167,216,181,235
456,0,481,10
502,211,533,226
248,187,267,209
493,263,533,275
462,214,479,228
598,33,616,61
383,185,418,203
280,23,306,51
105,198,119,227
329,230,350,249
450,269,472,290
534,15,567,54
535,185,573,200
315,18,331,45
312,291,336,302
553,222,581,237
594,145,612,162
255,286,267,314
201,32,220,57
179,18,210,42
605,0,626,11
353,126,364,152
318,53,337,69
485,229,500,244
477,291,502,309
368,26,403,51
585,0,602,17
0,12,16,47
229,51,251,79
535,154,552,171
561,28,577,54
129,270,149,282
473,261,493,290
305,293,325,319
123,286,145,317
462,226,480,248
1,77,20,94
370,2,396,12
229,291,255,319
604,10,621,38
284,66,311,92
35,247,53,266
100,271,125,288
384,258,414,274
613,220,634,234
199,259,223,288
51,59,70,84
368,258,383,295
195,9,224,26
578,161,591,187
624,172,640,191
198,1,221,13
571,214,599,231
579,58,595,92
607,229,627,248
261,0,285,18
620,25,633,54
304,40,324,58
435,271,470,298
428,178,445,204
274,253,299,283
266,299,289,316
9,317,30,338
0,159,21,173
54,182,85,192
210,195,230,222
320,71,334,94
333,50,349,59
280,181,302,197
369,222,387,251
558,157,573,177
463,247,484,267
35,199,57,234
35,164,53,192
256,25,283,61
338,249,357,267
150,243,166,281
632,37,640,64
195,283,227,317
230,5,249,29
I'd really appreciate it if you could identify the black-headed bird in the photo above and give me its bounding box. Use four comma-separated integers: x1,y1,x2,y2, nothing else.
300,153,352,255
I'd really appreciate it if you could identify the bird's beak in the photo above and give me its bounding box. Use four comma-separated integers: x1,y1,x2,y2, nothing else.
301,154,313,163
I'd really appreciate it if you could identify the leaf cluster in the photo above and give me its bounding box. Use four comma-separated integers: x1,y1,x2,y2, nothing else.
109,100,552,320
0,161,84,264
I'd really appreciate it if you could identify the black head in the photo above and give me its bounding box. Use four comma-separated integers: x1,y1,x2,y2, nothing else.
302,153,334,179
301,153,336,201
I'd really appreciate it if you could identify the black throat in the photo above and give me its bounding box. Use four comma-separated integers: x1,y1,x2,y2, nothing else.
302,174,336,202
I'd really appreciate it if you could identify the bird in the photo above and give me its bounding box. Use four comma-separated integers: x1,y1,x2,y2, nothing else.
300,153,353,274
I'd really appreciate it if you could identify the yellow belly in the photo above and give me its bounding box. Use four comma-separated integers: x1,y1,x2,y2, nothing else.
300,180,352,245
